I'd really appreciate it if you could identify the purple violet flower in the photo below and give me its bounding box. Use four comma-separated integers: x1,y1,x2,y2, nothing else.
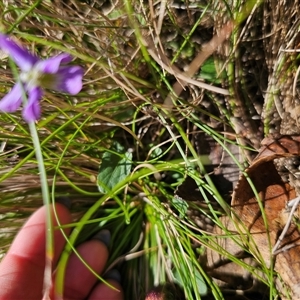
0,34,83,122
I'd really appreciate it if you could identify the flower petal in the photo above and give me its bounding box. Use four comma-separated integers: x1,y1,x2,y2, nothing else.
35,53,73,74
53,66,83,94
22,87,43,122
0,83,23,113
0,34,38,71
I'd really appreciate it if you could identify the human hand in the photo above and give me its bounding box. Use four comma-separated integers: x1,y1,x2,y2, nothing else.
0,203,124,300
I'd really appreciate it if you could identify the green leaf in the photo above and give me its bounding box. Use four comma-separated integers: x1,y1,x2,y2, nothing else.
171,196,189,219
198,57,225,84
97,141,132,193
174,266,207,295
148,143,163,159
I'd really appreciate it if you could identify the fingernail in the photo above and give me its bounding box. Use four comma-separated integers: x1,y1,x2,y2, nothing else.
104,269,121,283
56,197,72,209
92,229,111,248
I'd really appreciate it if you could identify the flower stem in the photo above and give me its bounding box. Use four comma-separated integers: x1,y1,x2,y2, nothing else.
28,121,54,300
7,53,55,299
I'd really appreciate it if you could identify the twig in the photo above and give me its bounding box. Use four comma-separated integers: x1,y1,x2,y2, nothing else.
272,196,300,254
143,34,230,98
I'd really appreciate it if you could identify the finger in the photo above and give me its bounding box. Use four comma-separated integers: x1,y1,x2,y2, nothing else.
0,203,72,300
62,235,109,299
88,279,124,300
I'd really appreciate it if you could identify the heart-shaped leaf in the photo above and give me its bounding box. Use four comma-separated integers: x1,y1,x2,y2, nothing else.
97,141,132,193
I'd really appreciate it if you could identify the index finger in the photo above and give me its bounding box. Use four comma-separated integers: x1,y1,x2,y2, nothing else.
0,203,72,299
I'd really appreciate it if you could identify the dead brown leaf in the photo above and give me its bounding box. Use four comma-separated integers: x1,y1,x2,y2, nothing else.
231,135,300,299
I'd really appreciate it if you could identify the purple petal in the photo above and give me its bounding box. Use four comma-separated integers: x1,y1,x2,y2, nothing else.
0,83,23,113
35,53,73,74
53,66,83,94
22,87,43,122
0,34,38,71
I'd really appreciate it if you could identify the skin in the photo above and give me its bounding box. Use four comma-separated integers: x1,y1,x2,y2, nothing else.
0,203,124,300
